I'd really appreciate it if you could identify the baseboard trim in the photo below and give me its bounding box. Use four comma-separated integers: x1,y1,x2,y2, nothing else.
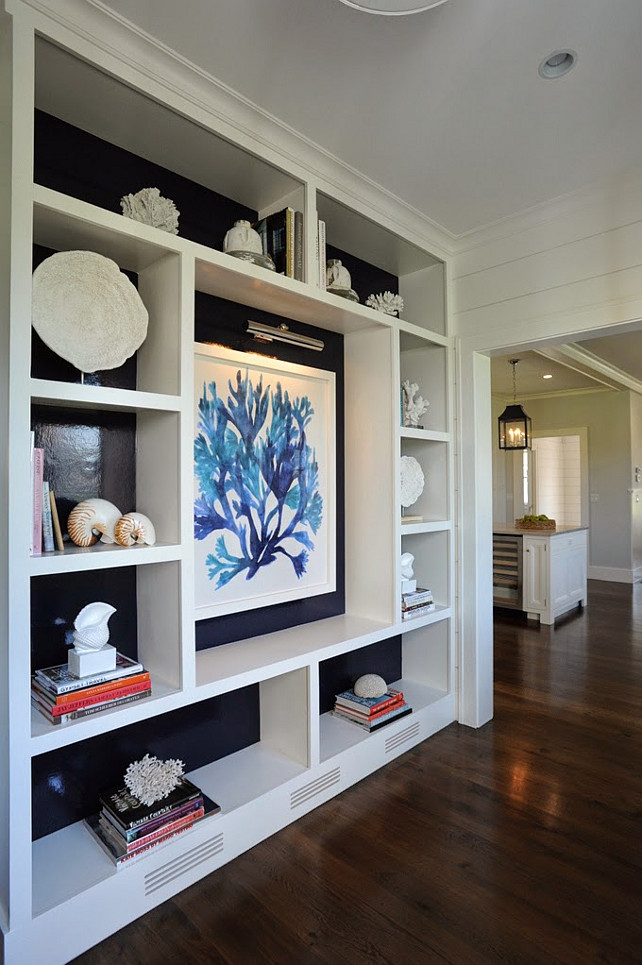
588,565,636,583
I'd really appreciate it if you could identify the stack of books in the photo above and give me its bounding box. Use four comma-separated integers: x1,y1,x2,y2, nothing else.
402,587,435,621
85,776,220,868
31,652,151,725
253,207,303,280
331,687,412,732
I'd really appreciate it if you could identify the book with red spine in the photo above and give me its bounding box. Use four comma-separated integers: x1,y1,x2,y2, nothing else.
331,703,412,732
334,688,404,716
33,670,150,706
333,696,405,723
31,688,151,725
32,678,151,715
99,805,205,854
101,796,205,843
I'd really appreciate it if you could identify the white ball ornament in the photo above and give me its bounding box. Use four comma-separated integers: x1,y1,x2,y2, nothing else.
353,673,387,698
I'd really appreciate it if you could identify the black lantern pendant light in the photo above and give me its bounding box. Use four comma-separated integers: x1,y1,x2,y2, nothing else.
498,358,532,450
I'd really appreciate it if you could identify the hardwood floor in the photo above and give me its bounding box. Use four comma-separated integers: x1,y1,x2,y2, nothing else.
72,581,642,964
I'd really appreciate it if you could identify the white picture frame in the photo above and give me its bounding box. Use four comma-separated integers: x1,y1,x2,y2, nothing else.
194,343,336,620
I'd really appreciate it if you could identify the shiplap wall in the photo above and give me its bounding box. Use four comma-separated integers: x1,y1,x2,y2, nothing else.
453,173,642,350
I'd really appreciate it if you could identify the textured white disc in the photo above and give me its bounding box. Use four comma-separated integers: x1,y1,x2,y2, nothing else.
32,250,148,373
400,455,425,508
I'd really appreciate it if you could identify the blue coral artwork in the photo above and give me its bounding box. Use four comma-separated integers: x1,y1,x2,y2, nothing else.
194,343,336,619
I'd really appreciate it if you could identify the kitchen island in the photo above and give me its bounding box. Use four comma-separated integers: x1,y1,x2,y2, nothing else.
493,525,588,624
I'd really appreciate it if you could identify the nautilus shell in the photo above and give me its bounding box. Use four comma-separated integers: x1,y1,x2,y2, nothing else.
67,498,122,547
114,512,156,547
72,602,116,653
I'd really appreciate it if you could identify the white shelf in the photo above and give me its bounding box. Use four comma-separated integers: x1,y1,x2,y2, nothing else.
400,519,452,535
319,678,450,761
400,426,450,443
30,676,183,753
398,319,449,347
30,379,181,413
29,541,183,576
195,614,394,695
33,185,185,272
398,603,452,629
188,744,308,814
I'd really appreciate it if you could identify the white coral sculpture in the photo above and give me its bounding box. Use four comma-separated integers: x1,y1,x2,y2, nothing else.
120,187,180,235
402,379,430,428
365,291,404,316
124,753,185,807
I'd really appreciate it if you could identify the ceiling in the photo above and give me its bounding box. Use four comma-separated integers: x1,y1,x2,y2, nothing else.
99,0,642,238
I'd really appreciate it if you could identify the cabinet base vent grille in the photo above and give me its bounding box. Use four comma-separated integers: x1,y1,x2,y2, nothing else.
291,767,340,809
385,721,421,754
144,831,224,896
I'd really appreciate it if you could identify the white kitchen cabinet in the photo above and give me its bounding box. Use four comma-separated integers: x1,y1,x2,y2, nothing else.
523,530,588,625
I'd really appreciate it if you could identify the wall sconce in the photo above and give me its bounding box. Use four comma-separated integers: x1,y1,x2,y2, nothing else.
498,359,532,450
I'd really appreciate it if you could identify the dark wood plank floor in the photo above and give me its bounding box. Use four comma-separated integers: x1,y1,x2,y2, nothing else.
72,581,642,964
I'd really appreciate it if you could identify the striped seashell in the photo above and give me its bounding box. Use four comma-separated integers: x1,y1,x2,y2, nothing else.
114,512,156,547
72,602,116,652
67,498,122,547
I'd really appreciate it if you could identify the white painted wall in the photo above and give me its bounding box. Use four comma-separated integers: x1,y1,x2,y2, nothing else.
532,435,581,527
519,393,631,573
453,173,642,725
629,393,642,573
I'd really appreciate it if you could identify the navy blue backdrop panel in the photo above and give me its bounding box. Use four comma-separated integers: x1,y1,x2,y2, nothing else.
31,568,139,675
194,292,346,649
30,404,136,550
34,110,257,251
31,685,260,840
318,636,403,715
325,243,398,306
31,243,139,389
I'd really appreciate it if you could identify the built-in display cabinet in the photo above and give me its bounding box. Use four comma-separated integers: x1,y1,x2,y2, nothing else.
0,6,456,962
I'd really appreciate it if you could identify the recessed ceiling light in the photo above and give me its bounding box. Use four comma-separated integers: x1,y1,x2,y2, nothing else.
543,374,553,379
336,0,450,14
538,49,577,79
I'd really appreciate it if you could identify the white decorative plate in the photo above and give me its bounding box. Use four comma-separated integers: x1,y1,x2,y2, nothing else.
400,455,425,508
32,250,149,373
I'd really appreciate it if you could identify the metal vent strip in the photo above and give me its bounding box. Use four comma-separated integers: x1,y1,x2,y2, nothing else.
144,831,224,896
290,766,340,809
385,721,420,754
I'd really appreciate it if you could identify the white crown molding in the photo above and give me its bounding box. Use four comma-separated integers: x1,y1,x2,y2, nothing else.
491,386,612,405
535,344,642,395
452,168,642,255
8,0,456,259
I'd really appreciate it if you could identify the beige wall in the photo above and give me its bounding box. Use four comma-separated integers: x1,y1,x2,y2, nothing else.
494,391,633,575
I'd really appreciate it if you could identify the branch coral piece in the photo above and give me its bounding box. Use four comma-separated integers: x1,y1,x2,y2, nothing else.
194,369,323,589
120,187,180,235
124,753,185,807
365,291,404,316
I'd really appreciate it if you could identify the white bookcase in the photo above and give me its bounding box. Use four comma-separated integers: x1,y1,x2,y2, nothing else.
0,6,456,963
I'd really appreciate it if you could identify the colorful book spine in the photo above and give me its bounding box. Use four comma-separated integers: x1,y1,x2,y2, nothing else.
35,653,145,694
31,446,44,556
335,690,404,716
402,603,436,620
37,671,150,706
286,206,295,278
100,805,205,854
102,796,205,843
333,698,405,723
85,812,199,869
33,678,151,715
49,488,65,551
332,704,412,732
31,688,151,725
100,779,203,832
41,481,55,552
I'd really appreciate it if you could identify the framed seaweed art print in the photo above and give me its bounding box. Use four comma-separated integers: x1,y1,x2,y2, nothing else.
194,343,336,620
